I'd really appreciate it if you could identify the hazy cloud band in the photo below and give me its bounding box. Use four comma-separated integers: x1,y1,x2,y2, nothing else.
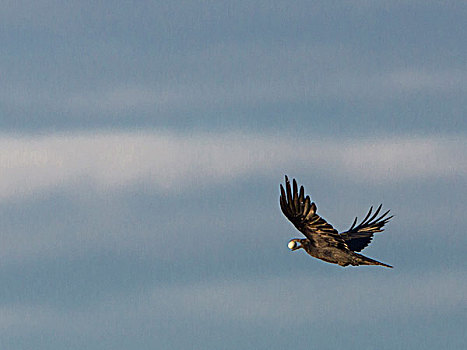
0,131,464,199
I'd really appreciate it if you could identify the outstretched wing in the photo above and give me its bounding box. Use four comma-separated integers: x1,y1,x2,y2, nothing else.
340,204,393,252
279,176,348,250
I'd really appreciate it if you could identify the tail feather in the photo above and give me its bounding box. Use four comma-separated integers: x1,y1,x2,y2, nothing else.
355,253,393,268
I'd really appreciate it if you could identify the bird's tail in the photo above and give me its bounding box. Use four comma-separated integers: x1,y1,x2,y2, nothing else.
354,253,393,268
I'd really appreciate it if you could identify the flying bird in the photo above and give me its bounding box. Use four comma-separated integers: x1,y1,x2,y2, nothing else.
280,176,393,268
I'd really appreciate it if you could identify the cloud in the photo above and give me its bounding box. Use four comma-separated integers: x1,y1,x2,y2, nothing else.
144,270,466,324
0,131,464,200
3,38,466,117
1,270,464,335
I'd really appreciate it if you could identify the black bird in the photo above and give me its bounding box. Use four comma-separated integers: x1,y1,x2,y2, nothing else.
280,176,393,268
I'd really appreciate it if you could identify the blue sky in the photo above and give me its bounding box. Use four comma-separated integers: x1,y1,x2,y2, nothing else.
0,1,466,349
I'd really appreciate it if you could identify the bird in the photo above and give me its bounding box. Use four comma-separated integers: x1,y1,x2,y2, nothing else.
279,176,393,268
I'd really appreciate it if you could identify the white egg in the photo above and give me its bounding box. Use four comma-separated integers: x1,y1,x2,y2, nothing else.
288,241,296,250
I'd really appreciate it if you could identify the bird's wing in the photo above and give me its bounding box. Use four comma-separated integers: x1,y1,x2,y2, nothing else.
340,204,393,252
280,176,348,250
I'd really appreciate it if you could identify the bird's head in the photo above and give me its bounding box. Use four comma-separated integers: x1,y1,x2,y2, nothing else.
287,239,302,251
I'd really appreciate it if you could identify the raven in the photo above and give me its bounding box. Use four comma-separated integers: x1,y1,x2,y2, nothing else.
280,176,393,268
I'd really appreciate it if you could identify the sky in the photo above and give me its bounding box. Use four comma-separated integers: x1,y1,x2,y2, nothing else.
0,1,466,349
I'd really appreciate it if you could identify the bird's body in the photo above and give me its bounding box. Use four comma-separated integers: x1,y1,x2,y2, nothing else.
280,176,393,268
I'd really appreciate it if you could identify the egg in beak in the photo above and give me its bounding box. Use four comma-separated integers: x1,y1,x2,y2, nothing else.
288,240,300,251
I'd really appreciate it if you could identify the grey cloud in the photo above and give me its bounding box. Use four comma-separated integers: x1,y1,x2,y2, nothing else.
3,41,466,115
0,132,464,200
1,270,464,346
